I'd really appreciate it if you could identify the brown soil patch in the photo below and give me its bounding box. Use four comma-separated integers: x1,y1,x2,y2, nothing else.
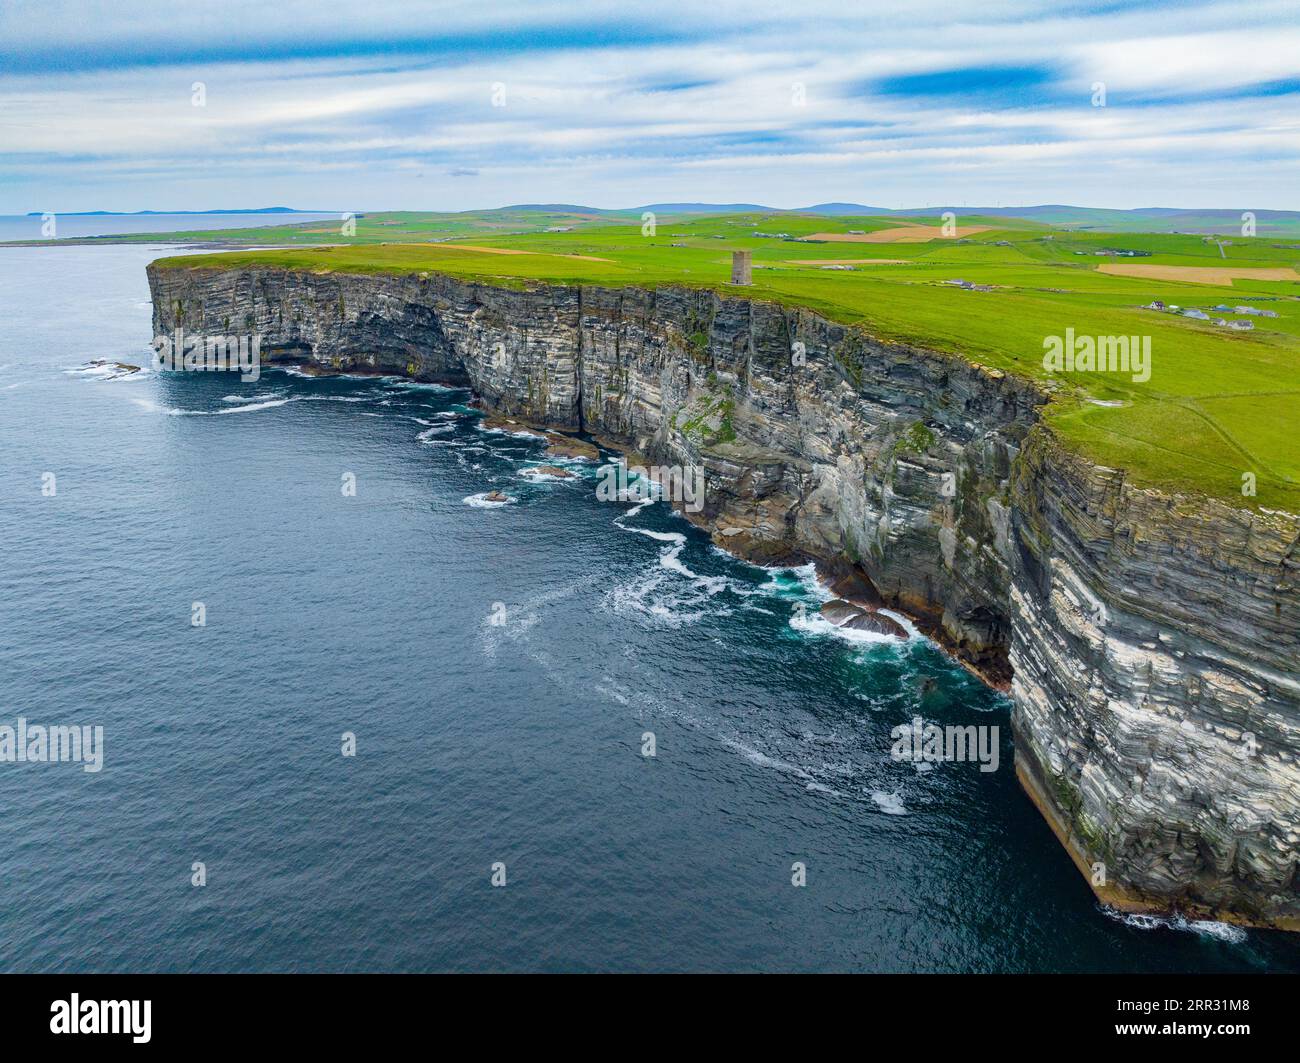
444,244,612,262
1096,263,1300,285
805,225,993,244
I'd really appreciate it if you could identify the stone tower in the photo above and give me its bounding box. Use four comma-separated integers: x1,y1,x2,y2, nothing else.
730,249,752,285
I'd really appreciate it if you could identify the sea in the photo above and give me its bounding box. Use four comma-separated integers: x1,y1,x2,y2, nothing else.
0,212,339,243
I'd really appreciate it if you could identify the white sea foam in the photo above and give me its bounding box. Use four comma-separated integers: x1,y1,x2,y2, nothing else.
205,398,294,415
605,518,755,627
518,467,574,482
606,570,712,627
131,394,296,416
1176,918,1247,943
1102,907,1248,943
608,508,827,629
627,528,685,545
880,608,921,638
790,609,905,646
658,544,728,593
720,736,820,786
593,661,897,809
476,423,546,441
729,739,850,799
129,397,178,414
729,559,923,648
595,681,632,706
623,497,656,516
66,362,145,380
871,789,908,815
383,379,459,393
463,492,513,508
299,394,378,403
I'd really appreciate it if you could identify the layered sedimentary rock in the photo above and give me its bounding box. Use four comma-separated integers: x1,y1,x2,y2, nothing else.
1010,430,1299,927
147,263,1300,928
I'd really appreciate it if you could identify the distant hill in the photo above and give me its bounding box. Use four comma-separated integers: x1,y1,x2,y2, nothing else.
798,202,894,215
29,203,1296,234
874,205,1300,234
24,207,328,217
616,203,1300,233
498,204,622,215
636,202,775,214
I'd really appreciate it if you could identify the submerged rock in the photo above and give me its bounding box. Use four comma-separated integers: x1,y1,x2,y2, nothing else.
481,416,599,461
820,599,907,638
85,359,141,378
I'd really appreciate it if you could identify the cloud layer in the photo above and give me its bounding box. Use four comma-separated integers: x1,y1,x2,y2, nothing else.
2,0,1297,211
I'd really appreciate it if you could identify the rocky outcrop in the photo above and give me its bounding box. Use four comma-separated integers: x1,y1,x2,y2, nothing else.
147,262,1300,929
820,599,909,639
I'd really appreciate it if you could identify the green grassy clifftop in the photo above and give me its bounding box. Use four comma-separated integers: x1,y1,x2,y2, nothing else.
154,212,1300,512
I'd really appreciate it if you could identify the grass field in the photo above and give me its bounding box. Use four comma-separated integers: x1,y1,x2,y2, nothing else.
155,211,1300,513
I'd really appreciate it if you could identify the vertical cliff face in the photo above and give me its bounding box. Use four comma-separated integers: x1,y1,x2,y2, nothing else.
148,266,1039,674
147,263,1300,928
1010,430,1300,927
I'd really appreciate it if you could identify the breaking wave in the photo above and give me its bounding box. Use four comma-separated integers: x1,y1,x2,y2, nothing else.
1102,907,1249,943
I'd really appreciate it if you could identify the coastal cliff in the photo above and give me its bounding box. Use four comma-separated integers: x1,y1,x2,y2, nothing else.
147,262,1300,929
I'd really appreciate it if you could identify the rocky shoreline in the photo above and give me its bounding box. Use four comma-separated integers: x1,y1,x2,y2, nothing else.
147,261,1300,930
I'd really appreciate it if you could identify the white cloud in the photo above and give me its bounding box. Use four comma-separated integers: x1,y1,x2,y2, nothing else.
1,0,1296,210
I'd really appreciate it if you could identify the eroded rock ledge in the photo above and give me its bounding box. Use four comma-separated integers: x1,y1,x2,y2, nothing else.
147,263,1300,929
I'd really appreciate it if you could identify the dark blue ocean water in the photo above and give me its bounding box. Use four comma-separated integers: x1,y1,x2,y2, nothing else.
2,244,1298,973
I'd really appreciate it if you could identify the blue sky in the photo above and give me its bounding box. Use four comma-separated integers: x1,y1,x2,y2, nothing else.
1,0,1297,212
